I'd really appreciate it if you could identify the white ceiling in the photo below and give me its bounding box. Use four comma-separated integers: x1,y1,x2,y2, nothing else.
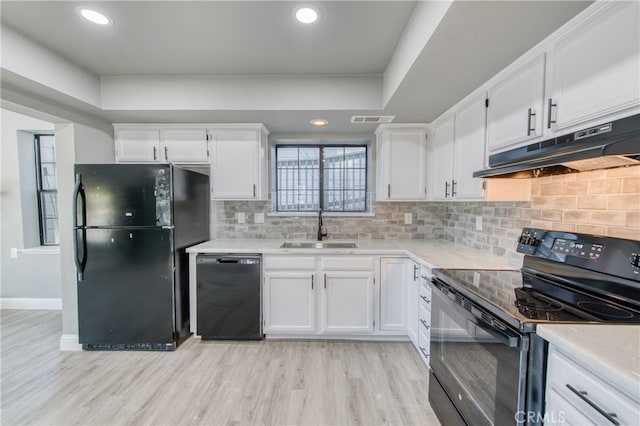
0,1,592,134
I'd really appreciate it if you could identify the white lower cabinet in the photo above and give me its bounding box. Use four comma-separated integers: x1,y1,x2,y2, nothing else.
545,346,640,426
263,255,377,336
379,257,408,331
416,265,432,366
320,271,374,334
263,272,316,334
407,261,420,346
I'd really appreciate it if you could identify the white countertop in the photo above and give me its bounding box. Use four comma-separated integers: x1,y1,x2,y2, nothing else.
186,239,520,270
537,324,640,400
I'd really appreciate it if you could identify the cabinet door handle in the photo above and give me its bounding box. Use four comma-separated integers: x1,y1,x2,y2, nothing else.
451,180,457,197
253,184,256,198
413,265,419,281
444,181,449,198
565,384,619,425
387,184,391,198
311,275,314,290
527,108,536,136
153,146,158,161
164,146,169,161
547,98,557,129
324,274,327,289
419,347,430,359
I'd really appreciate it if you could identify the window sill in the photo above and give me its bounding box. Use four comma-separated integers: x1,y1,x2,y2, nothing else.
267,212,375,218
19,246,60,255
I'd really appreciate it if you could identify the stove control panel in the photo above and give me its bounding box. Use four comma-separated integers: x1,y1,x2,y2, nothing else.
551,238,604,260
517,229,543,254
519,227,640,281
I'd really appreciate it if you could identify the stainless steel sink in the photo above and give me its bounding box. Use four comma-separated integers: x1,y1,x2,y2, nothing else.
280,241,358,249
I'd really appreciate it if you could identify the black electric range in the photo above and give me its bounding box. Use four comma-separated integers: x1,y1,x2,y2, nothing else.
433,228,640,332
428,228,640,426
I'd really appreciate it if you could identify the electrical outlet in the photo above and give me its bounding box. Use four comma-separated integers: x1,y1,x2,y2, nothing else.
473,272,481,288
237,212,245,224
404,213,412,225
254,213,265,224
10,248,18,259
476,216,483,231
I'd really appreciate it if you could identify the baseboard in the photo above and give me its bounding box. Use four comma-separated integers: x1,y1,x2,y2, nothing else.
59,334,82,351
0,297,62,310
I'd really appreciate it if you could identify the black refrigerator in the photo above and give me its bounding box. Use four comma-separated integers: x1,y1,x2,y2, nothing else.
73,164,209,350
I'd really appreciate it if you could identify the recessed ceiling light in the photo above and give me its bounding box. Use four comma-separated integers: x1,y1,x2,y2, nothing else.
310,119,328,127
294,6,320,25
76,7,113,26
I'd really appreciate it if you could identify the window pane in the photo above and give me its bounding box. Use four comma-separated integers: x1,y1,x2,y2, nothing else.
40,192,59,244
276,144,366,213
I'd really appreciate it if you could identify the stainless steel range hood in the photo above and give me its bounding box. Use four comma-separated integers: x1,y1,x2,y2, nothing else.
474,114,640,178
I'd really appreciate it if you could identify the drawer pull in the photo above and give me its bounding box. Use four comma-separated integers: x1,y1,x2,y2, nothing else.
419,347,429,359
420,319,430,329
566,384,619,425
420,296,431,304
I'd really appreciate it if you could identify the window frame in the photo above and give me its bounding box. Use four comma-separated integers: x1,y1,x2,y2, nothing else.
34,134,58,246
274,144,369,213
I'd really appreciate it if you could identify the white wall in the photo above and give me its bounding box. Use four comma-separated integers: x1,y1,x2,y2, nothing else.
0,109,60,299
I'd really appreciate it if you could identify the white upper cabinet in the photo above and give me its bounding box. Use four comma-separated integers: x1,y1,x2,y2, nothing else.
115,125,209,164
376,125,428,201
115,128,161,162
453,92,488,199
486,53,546,154
160,128,209,163
429,93,489,201
210,124,269,200
545,1,640,132
429,115,455,201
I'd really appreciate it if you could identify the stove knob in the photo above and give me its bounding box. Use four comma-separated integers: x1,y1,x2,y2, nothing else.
631,253,640,268
531,238,541,247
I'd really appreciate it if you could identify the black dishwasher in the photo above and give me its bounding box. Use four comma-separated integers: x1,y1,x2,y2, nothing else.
196,254,262,340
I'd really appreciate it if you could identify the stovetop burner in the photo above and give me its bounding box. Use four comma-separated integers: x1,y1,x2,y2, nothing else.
514,287,565,320
576,301,635,319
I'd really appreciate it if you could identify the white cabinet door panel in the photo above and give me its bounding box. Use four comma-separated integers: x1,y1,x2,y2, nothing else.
487,54,546,153
211,130,259,199
453,93,487,199
379,258,408,331
429,115,454,201
263,273,315,333
161,128,209,163
547,1,640,130
116,129,160,162
321,271,374,333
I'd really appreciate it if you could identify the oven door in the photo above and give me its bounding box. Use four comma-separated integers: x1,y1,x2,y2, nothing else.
429,279,529,426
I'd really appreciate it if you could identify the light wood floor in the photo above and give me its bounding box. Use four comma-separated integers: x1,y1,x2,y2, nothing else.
1,310,440,426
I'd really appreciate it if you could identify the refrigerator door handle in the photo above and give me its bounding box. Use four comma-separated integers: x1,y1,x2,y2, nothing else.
73,174,88,280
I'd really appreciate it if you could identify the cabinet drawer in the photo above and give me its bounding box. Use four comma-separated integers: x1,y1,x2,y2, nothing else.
319,256,374,271
546,347,639,425
418,327,430,363
419,303,431,331
419,283,432,310
264,256,316,271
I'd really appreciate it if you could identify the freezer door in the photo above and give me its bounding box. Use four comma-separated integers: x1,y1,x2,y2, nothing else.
77,228,175,347
75,164,172,227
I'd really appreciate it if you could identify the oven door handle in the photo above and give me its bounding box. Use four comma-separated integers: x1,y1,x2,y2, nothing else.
470,309,521,348
432,278,523,348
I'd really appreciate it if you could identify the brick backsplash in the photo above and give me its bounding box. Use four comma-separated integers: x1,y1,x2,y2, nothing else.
214,165,640,264
213,200,446,240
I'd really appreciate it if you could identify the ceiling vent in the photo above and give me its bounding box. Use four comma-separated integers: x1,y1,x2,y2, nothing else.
350,115,395,124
